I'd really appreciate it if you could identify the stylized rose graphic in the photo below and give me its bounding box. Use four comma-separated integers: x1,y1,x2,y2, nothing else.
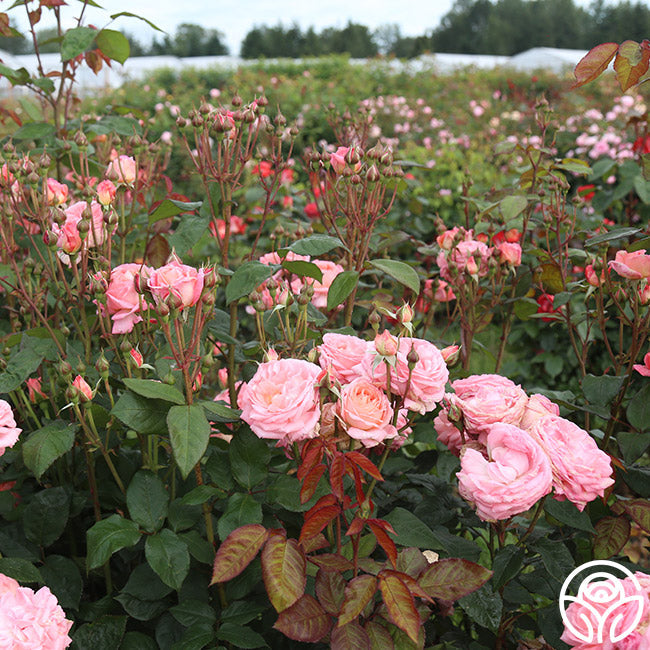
559,561,646,645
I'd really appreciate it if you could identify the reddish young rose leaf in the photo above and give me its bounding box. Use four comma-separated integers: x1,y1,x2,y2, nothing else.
273,594,331,642
315,568,346,615
365,620,394,649
572,42,618,88
308,493,338,512
614,41,650,91
300,505,341,543
396,548,429,578
346,517,365,537
345,451,384,481
308,553,354,572
210,524,268,584
300,463,326,504
381,569,434,604
418,558,492,601
261,534,307,612
330,454,345,501
367,518,397,536
348,462,365,506
338,574,378,627
298,440,323,480
594,516,631,560
622,499,650,534
331,621,371,650
301,533,330,554
378,571,420,644
367,520,397,568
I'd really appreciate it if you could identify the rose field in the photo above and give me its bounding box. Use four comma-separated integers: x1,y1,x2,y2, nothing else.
3,4,650,650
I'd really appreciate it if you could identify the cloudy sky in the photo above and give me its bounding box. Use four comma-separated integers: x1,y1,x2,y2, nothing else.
13,0,461,55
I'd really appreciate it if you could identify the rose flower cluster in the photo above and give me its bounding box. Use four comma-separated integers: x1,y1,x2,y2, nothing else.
434,374,614,520
238,332,449,449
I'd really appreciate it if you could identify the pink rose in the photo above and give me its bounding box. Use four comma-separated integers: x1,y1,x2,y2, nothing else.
497,242,522,267
337,378,398,447
105,263,152,334
25,377,46,403
634,352,650,377
609,250,650,280
107,155,136,185
147,259,205,309
451,374,528,437
291,259,344,309
519,393,560,430
457,422,553,521
52,207,82,255
330,146,349,174
528,415,614,511
436,226,462,250
45,178,68,206
374,330,399,357
437,238,492,280
0,399,21,456
96,179,116,205
60,200,109,248
72,376,93,402
258,250,310,268
304,201,319,219
434,405,464,455
238,359,321,445
318,333,368,384
0,573,73,649
561,572,650,649
585,263,606,286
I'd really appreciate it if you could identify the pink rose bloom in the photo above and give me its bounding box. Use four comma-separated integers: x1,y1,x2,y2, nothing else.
96,179,116,206
304,202,319,219
45,178,68,206
434,405,464,455
519,393,560,430
528,415,614,511
147,259,205,309
52,209,82,255
437,238,492,280
374,330,399,357
451,374,528,437
585,264,606,286
238,359,321,445
337,378,398,448
634,353,650,377
561,572,650,649
457,422,553,521
61,200,109,248
258,250,310,268
107,155,137,185
432,279,455,302
291,259,344,309
72,375,93,402
330,146,350,174
105,263,152,334
0,573,73,649
497,242,522,267
609,250,650,280
318,333,368,384
436,226,464,250
0,399,21,456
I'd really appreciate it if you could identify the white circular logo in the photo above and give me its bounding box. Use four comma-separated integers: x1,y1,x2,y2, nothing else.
559,560,645,644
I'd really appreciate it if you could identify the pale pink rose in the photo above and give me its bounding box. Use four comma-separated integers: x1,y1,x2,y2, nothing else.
107,155,136,185
45,178,68,206
291,259,344,309
374,330,398,356
52,208,82,255
25,377,46,403
440,345,460,364
436,226,463,250
60,200,109,248
634,352,650,377
497,242,522,266
433,279,455,302
437,238,492,280
336,378,397,448
330,146,350,174
457,422,553,521
451,374,528,436
147,259,205,309
560,572,650,649
519,393,560,430
609,250,650,280
318,333,368,384
0,573,73,649
96,179,116,206
434,405,464,455
72,375,93,402
585,263,606,286
528,415,613,511
105,263,152,334
0,399,21,456
238,359,321,445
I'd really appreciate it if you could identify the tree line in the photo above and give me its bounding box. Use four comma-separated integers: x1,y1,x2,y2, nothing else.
1,0,649,59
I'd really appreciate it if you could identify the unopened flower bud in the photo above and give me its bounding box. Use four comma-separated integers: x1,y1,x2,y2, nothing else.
72,375,93,402
375,330,398,357
231,94,242,107
129,348,144,368
350,173,362,185
441,344,460,367
397,303,414,324
59,360,73,376
366,164,380,183
407,345,419,367
95,352,110,376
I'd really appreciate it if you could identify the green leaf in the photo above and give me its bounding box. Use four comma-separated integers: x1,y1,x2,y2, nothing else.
167,405,211,480
41,555,83,611
226,261,274,304
288,234,343,256
500,195,528,222
86,515,141,570
180,484,223,505
111,392,169,435
628,384,650,431
618,431,650,463
581,374,624,407
590,157,617,180
201,400,241,423
282,260,323,282
0,558,41,583
584,227,643,248
217,494,263,541
120,632,158,650
109,12,164,32
216,623,268,649
170,599,216,627
148,199,203,225
22,421,77,480
531,538,574,582
544,499,596,533
491,547,524,590
369,259,420,295
229,427,270,489
458,584,503,634
0,345,49,394
327,270,358,311
12,121,56,141
0,63,29,85
383,508,444,550
123,378,185,405
121,563,173,601
23,487,69,547
634,175,650,203
555,158,592,175
73,615,127,650
95,28,130,64
127,471,169,533
61,26,96,61
145,529,190,591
